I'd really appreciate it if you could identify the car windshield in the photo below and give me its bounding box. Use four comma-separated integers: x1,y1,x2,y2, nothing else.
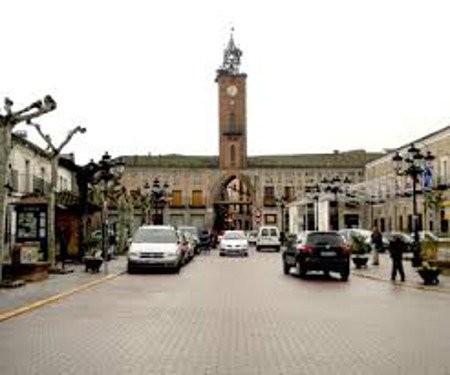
133,228,178,243
261,228,278,236
224,231,246,240
179,227,198,236
306,233,344,246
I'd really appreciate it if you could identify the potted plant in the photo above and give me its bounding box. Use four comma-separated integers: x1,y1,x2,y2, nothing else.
416,234,440,285
350,232,371,269
82,236,103,273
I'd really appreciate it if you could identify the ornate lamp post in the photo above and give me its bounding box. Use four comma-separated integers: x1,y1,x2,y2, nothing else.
392,144,435,266
365,194,379,229
305,183,321,230
275,195,288,235
140,181,152,225
78,159,100,259
150,178,170,225
95,152,124,273
320,176,352,230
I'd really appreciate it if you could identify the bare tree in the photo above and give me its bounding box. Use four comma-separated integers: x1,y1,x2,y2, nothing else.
0,96,56,282
27,120,86,270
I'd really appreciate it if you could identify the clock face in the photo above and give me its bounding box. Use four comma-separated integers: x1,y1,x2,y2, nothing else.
226,85,238,97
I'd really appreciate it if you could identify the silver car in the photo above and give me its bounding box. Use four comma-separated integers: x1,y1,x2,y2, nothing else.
219,230,249,257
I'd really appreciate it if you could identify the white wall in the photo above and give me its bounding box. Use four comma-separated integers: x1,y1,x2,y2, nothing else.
10,140,75,194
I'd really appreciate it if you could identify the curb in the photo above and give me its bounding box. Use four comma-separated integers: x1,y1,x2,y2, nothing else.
353,272,450,294
0,270,125,323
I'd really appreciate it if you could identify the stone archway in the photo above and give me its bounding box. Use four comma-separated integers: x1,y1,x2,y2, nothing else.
210,172,255,235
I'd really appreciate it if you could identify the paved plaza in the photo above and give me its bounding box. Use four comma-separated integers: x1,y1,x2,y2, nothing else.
1,250,450,374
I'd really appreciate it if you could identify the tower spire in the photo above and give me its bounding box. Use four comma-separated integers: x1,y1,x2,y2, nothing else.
218,27,243,75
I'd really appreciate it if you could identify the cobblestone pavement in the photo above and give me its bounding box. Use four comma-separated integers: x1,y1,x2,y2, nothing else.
1,249,450,375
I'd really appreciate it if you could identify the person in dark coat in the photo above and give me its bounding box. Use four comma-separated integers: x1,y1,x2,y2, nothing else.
389,235,406,282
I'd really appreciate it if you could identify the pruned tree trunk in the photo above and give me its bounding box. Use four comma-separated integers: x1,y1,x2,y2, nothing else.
0,126,12,272
48,156,58,268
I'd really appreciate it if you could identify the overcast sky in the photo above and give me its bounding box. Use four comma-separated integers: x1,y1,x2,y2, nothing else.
2,0,450,165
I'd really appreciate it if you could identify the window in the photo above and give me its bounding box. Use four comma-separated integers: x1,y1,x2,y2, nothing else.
192,175,201,186
440,157,449,184
284,186,295,202
230,144,236,166
191,190,204,207
170,190,183,207
227,113,236,133
263,186,275,206
264,214,277,224
24,159,30,193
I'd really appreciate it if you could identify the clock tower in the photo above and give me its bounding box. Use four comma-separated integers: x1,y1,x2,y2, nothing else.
216,31,247,170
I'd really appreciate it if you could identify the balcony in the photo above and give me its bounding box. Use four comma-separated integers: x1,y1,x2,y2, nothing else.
223,129,243,136
189,202,206,209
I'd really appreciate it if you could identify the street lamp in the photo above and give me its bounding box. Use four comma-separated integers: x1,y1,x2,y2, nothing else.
305,183,321,230
78,159,101,260
365,194,379,229
95,152,125,274
275,195,288,236
150,178,170,225
392,143,435,267
140,181,152,225
320,176,352,230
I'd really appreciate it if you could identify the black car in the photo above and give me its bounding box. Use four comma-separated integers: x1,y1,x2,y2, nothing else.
197,229,212,251
282,231,350,281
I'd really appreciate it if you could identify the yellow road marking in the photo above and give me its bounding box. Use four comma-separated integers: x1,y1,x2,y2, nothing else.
0,272,124,323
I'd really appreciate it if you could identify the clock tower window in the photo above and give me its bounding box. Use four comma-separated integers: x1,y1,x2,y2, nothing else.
228,113,236,133
230,144,236,167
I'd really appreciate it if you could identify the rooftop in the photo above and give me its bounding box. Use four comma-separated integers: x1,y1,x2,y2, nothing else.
123,150,383,169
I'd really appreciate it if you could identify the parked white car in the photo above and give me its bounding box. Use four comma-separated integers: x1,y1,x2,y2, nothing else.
256,226,281,251
219,230,249,257
127,225,184,273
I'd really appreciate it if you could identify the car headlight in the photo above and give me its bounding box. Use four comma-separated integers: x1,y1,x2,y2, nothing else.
128,251,139,257
165,249,179,256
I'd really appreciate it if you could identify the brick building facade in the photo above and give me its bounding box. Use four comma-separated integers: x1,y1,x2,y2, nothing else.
119,33,381,234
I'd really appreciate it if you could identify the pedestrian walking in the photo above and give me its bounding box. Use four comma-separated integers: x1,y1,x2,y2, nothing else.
389,235,406,282
371,226,383,266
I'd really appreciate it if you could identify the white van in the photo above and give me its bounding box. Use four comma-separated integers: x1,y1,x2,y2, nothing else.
127,225,184,273
256,226,281,251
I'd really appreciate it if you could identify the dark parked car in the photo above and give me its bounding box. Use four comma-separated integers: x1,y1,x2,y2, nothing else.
282,231,351,281
197,229,212,251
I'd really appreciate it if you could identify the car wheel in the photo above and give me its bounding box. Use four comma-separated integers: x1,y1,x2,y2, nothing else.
220,252,225,257
173,263,181,274
127,263,135,274
297,261,307,278
244,252,249,257
275,246,281,252
340,271,349,281
283,262,290,275
256,246,260,252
